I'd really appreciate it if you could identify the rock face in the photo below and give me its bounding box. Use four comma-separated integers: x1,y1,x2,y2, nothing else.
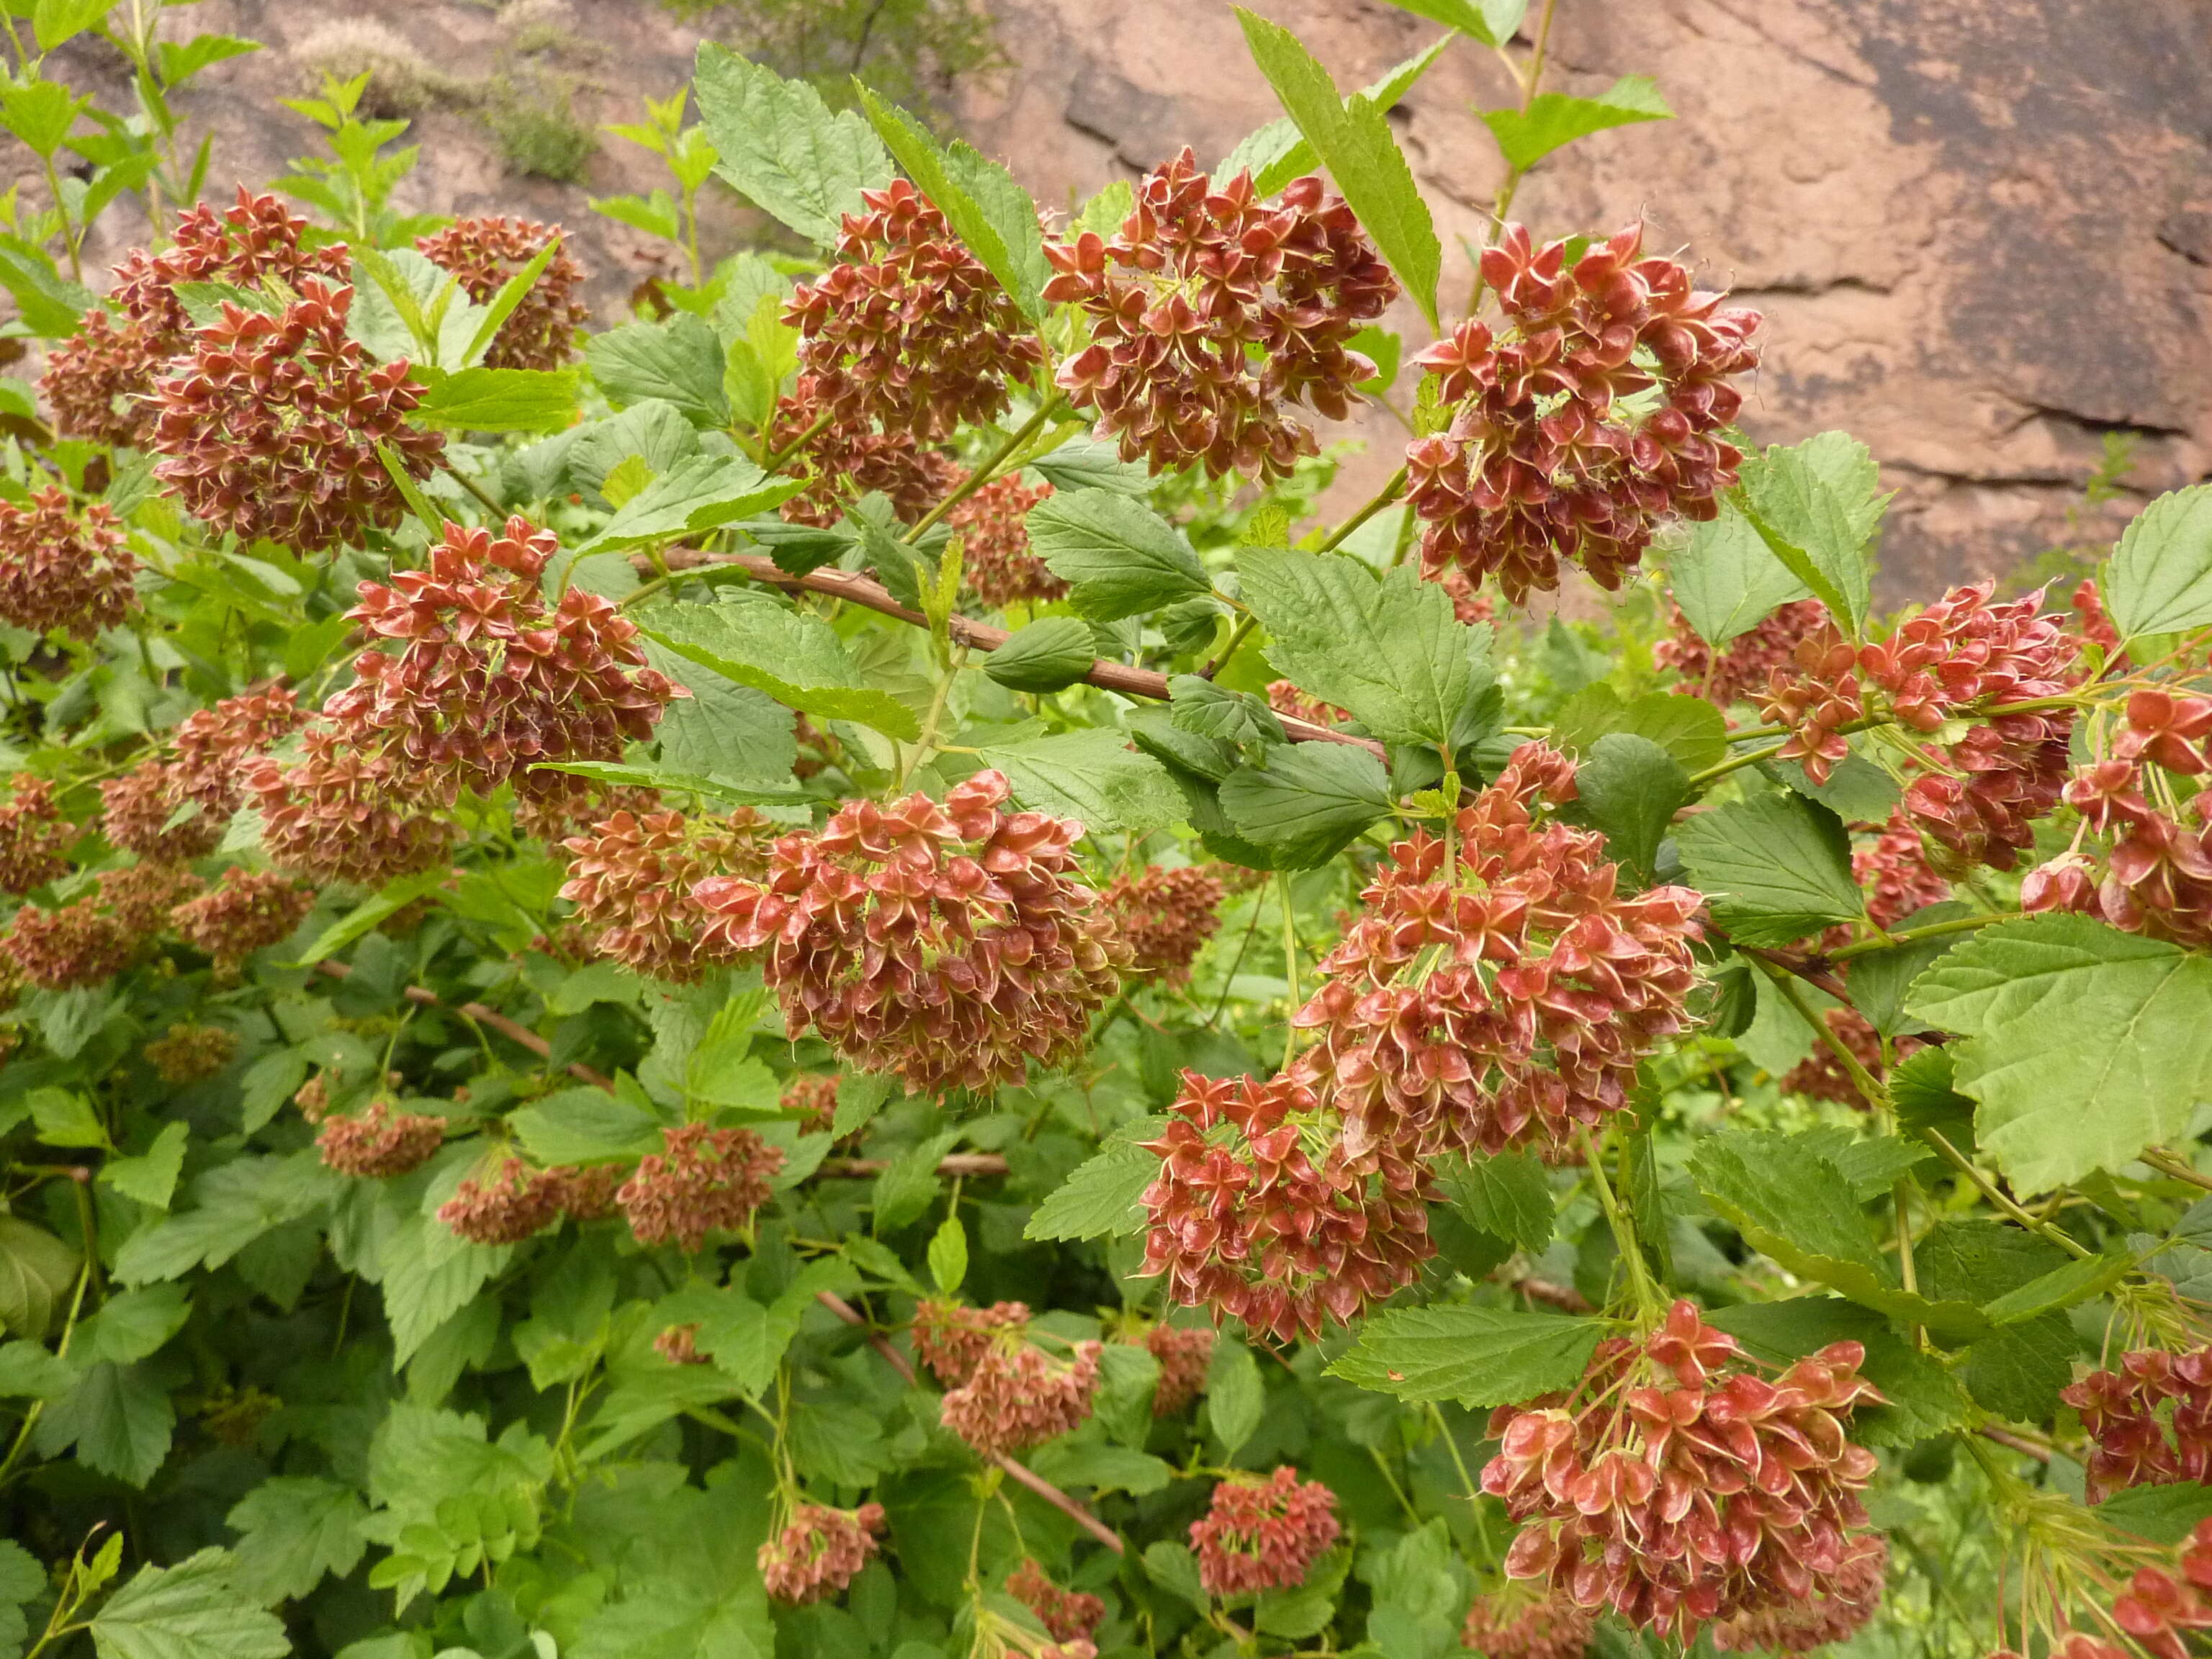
24,0,2212,593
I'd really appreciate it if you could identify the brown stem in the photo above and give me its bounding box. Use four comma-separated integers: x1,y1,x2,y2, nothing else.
315,960,613,1089
816,1154,1010,1179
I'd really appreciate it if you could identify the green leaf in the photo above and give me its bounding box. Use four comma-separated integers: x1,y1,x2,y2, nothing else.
1094,1342,1160,1444
1218,743,1394,868
1142,1542,1208,1613
99,1122,189,1211
156,33,261,85
637,598,921,742
1377,0,1525,46
1676,792,1863,946
113,1155,329,1286
1235,9,1443,328
2098,1482,2212,1544
788,1402,890,1488
1437,1151,1553,1253
1735,434,1884,636
28,1085,107,1149
1027,489,1211,621
693,43,895,246
981,617,1096,693
577,454,806,552
1666,500,1812,646
0,1339,76,1398
89,1549,289,1659
1891,1046,1977,1148
412,365,578,432
1479,75,1672,172
873,1131,960,1233
35,1361,174,1486
857,89,1048,322
1980,1252,2134,1326
225,1477,369,1604
1026,438,1148,498
0,1216,78,1340
33,0,120,53
1205,1340,1264,1459
1168,676,1287,747
291,867,453,968
1764,749,1900,824
2103,484,2212,640
1218,34,1457,196
76,1286,190,1367
1329,1305,1603,1406
1961,1313,2079,1424
926,1217,968,1296
1029,1439,1175,1498
1905,915,2212,1193
1025,1140,1154,1241
1840,901,1972,1038
972,727,1183,833
510,1087,665,1166
649,647,799,782
376,1217,513,1368
1549,685,1728,773
1573,733,1689,878
1,79,86,158
585,315,729,427
1238,551,1471,747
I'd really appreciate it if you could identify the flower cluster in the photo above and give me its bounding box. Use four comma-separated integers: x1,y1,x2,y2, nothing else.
614,1124,783,1251
1459,1588,1595,1659
559,807,773,981
171,685,306,817
1267,680,1350,729
316,1101,446,1178
757,1503,886,1605
1189,1467,1341,1597
1655,600,1829,707
693,770,1127,1092
169,868,315,970
2072,576,2124,660
1045,150,1397,480
0,775,76,894
1851,811,1954,931
940,1339,1103,1460
780,1072,840,1132
1103,863,1225,987
1006,1560,1105,1645
1405,225,1761,604
1146,1323,1214,1416
1138,1068,1434,1344
1779,1007,1923,1109
244,725,461,886
100,862,199,932
415,216,588,372
436,1156,567,1245
769,391,963,529
100,762,222,863
2062,1346,2212,1504
1482,1300,1884,1636
150,279,444,551
5,900,135,989
328,517,680,806
786,179,1045,441
912,1298,1032,1387
144,1022,238,1084
655,1323,706,1365
42,189,349,447
2002,1521,2212,1659
951,476,1064,608
1710,1534,1887,1653
1296,743,1703,1160
0,488,138,640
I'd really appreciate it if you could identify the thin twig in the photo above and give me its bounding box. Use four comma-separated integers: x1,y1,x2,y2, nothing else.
1316,465,1408,554
905,395,1066,543
816,1154,1010,1179
314,960,613,1089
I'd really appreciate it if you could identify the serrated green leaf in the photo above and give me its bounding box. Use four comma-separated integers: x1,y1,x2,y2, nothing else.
2099,1481,2212,1543
1218,743,1394,868
89,1549,289,1659
1676,791,1862,946
1573,733,1689,878
637,598,921,742
926,1217,967,1296
225,1478,369,1604
981,617,1096,693
1026,1141,1154,1241
1218,34,1457,195
858,90,1048,322
76,1286,190,1367
1666,500,1813,647
1328,1305,1602,1406
1735,434,1884,636
693,44,894,246
2103,483,2212,640
1205,1340,1263,1459
585,314,729,426
578,454,806,553
1168,675,1287,746
412,366,579,432
0,1216,78,1340
35,1361,174,1487
974,727,1183,832
1479,75,1672,173
1438,1151,1552,1253
1027,488,1211,621
99,1122,189,1211
1550,685,1728,773
1379,0,1525,45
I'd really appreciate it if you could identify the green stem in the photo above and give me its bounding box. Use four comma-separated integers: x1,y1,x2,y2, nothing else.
1277,873,1301,1071
0,1255,92,1491
905,394,1066,544
1201,612,1258,680
761,407,836,475
1579,1125,1663,1320
1748,953,1886,1109
1686,738,1790,788
1917,1125,2092,1261
1894,1176,1923,1351
896,645,966,791
446,462,504,517
2141,1148,2212,1195
1316,465,1408,554
1826,912,2007,963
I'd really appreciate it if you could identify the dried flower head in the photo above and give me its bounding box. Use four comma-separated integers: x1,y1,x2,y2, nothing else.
1460,1587,1596,1659
97,861,199,934
1267,680,1351,729
0,488,138,639
542,1161,624,1221
951,476,1064,608
244,724,461,886
2063,1346,2212,1505
1104,863,1225,988
757,1502,886,1605
169,868,315,968
5,899,135,989
317,1100,446,1178
1047,150,1398,480
694,770,1127,1093
559,807,774,981
768,390,966,529
0,775,76,894
150,279,445,551
912,1298,1033,1388
100,761,221,863
615,1123,783,1251
1656,600,1829,708
1190,1467,1341,1597
171,684,306,817
940,1336,1102,1460
1710,1533,1887,1653
415,216,588,372
1406,224,1760,604
780,1071,840,1132
1145,1323,1215,1416
1007,1560,1105,1645
436,1156,566,1244
143,1021,238,1084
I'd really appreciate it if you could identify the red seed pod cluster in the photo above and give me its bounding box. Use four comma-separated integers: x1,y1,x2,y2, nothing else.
316,1101,446,1178
1405,225,1760,606
2108,1519,2212,1659
786,179,1046,441
559,808,774,982
1779,1007,1923,1109
99,762,222,863
245,724,461,887
0,775,76,895
757,1502,886,1605
912,1298,1033,1388
1145,1323,1215,1416
940,1339,1104,1460
950,476,1064,608
143,1022,238,1084
0,488,138,640
1459,1587,1595,1659
1758,631,1868,786
1852,811,1954,930
1103,863,1226,988
1138,1067,1434,1344
415,216,588,372
1295,743,1703,1161
693,770,1127,1093
768,390,965,529
329,517,680,806
1433,564,1497,626
436,1156,567,1245
1007,1560,1105,1645
1266,680,1351,729
5,900,135,989
1188,1466,1341,1597
2062,1346,2212,1504
780,1072,840,1132
1655,600,1830,708
2072,576,2124,660
99,863,199,934
1481,1300,1884,1637
42,189,349,446
1045,149,1398,480
2028,688,2212,950
169,868,315,969
150,279,445,552
171,685,305,817
1710,1534,1887,1653
544,1162,624,1221
614,1123,783,1252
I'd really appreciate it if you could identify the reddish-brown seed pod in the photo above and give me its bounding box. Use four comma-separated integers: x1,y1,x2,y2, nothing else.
693,770,1128,1093
143,1022,238,1084
316,1100,446,1178
171,685,307,817
150,278,445,552
329,516,680,806
0,775,76,895
97,862,199,935
1294,742,1702,1161
4,899,136,989
768,390,967,529
757,1502,886,1605
244,724,461,887
1709,1534,1887,1653
415,216,588,372
780,1072,840,1132
912,1298,1033,1388
1656,600,1830,708
2063,1346,2212,1504
1144,1323,1215,1416
1757,628,1869,786
1266,680,1351,729
99,761,222,863
436,1156,567,1245
0,488,139,640
615,1123,783,1252
559,807,774,982
950,476,1064,608
1460,1587,1596,1659
1406,224,1760,606
654,1323,708,1365
1046,151,1398,480
1190,1467,1341,1597
1103,863,1226,989
940,1337,1103,1460
541,1162,624,1221
1007,1560,1105,1645
169,868,315,969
